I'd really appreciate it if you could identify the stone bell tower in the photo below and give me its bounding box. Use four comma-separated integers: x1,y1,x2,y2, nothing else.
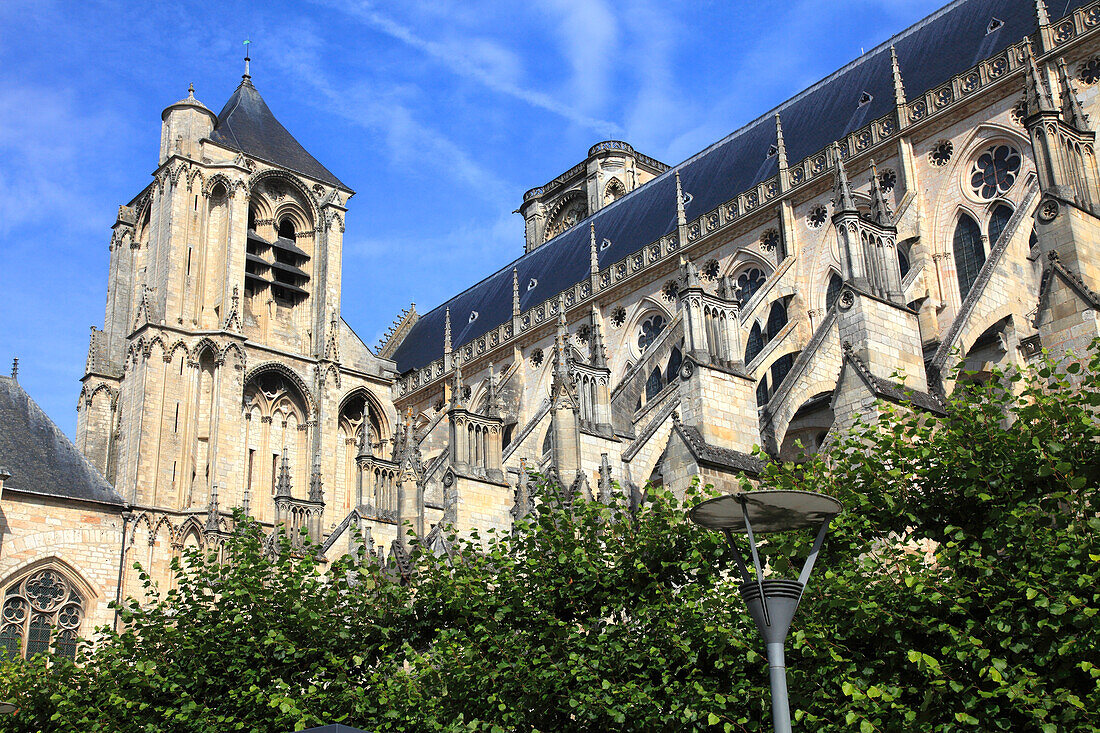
77,58,361,531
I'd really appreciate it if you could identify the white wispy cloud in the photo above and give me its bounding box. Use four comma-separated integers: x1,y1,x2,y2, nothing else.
541,0,620,116
310,0,622,137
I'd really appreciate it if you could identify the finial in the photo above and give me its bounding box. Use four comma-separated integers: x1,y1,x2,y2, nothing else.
680,255,702,290
831,141,856,213
10,358,17,382
512,267,521,317
206,483,220,531
452,356,465,409
275,448,292,497
589,305,608,368
309,454,324,503
1056,57,1089,129
444,307,452,355
773,113,788,171
1035,0,1051,26
589,222,599,275
868,159,891,226
486,362,502,418
243,39,252,81
187,82,195,100
890,46,906,108
675,170,687,228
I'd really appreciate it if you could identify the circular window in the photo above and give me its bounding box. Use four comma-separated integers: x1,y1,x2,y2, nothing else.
761,228,780,251
662,280,679,302
735,268,767,307
1010,98,1028,127
970,144,1021,199
807,205,828,229
929,140,954,167
610,306,626,329
637,313,667,352
530,348,544,368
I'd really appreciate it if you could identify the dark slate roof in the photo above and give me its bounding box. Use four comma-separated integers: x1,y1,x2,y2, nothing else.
0,377,125,507
674,421,766,476
390,0,1088,374
209,79,348,190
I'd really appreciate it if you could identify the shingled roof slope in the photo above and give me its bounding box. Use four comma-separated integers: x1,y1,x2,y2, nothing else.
209,79,348,190
389,0,1087,373
0,377,125,507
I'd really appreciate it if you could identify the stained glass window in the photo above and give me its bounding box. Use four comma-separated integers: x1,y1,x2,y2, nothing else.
826,273,844,311
1,568,84,660
736,268,767,307
745,322,765,364
637,314,667,352
970,145,1021,199
953,214,986,299
988,204,1013,247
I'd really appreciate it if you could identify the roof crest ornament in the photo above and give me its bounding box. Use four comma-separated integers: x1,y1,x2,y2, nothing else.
512,268,521,317
589,222,599,276
443,307,452,356
773,113,788,172
243,39,252,83
890,46,906,108
675,170,688,229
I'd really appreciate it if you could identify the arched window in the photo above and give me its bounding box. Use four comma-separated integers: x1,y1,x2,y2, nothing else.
248,208,257,231
735,267,767,307
278,218,296,241
665,346,683,383
953,213,985,299
542,426,552,456
988,204,1013,248
756,375,770,407
243,369,310,522
645,366,665,401
745,322,765,364
338,391,383,517
770,353,796,392
765,300,788,341
1,566,85,660
636,313,666,352
898,243,911,280
825,273,843,311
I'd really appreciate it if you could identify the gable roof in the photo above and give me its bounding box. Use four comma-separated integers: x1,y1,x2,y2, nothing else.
389,0,1089,373
0,377,125,507
208,78,349,190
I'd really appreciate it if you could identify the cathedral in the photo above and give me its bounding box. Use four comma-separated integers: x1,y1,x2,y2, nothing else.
3,0,1100,659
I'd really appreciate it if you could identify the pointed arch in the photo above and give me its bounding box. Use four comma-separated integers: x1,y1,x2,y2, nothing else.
0,556,98,660
222,342,246,371
952,211,985,299
202,173,234,199
243,362,314,415
745,322,765,364
765,299,789,341
192,337,222,365
825,271,844,311
987,202,1014,247
247,169,320,226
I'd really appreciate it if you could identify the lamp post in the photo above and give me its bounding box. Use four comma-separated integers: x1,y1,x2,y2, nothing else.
689,490,842,733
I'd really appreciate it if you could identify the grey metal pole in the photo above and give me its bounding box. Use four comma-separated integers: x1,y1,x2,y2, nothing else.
765,641,792,733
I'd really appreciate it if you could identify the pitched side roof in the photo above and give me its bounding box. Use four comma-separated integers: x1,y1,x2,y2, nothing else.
0,377,125,507
390,0,1089,373
209,79,349,190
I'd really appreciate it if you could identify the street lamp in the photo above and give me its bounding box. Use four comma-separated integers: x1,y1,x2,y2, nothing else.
690,490,843,733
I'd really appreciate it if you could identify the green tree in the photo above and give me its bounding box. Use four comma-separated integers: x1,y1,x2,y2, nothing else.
0,345,1097,732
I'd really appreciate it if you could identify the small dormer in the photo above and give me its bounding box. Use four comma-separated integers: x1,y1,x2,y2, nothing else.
518,141,668,253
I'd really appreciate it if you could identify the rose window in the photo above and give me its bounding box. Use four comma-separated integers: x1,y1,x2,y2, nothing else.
1,568,84,660
530,348,544,368
761,229,780,251
703,259,720,281
610,307,626,328
1080,57,1100,85
878,168,897,192
636,313,667,352
662,280,679,302
970,144,1021,199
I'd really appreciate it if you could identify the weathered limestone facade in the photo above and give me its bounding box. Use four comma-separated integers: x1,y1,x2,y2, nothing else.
4,0,1100,658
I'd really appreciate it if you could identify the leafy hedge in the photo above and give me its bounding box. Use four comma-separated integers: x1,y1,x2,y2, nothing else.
0,345,1097,732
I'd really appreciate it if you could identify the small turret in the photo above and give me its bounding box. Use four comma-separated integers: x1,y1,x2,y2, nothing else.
159,83,216,164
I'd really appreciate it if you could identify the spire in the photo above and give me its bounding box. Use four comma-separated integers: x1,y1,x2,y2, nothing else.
1056,57,1089,129
597,453,614,505
242,484,251,517
869,159,891,226
308,454,324,502
205,483,220,531
890,46,906,107
1024,37,1056,115
486,362,502,418
243,39,252,82
187,83,196,100
275,449,292,497
443,307,452,356
589,305,608,368
680,255,702,290
512,268,521,317
675,170,688,229
831,141,856,213
589,222,599,276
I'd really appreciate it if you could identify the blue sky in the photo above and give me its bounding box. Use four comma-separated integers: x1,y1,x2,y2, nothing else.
0,0,945,437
